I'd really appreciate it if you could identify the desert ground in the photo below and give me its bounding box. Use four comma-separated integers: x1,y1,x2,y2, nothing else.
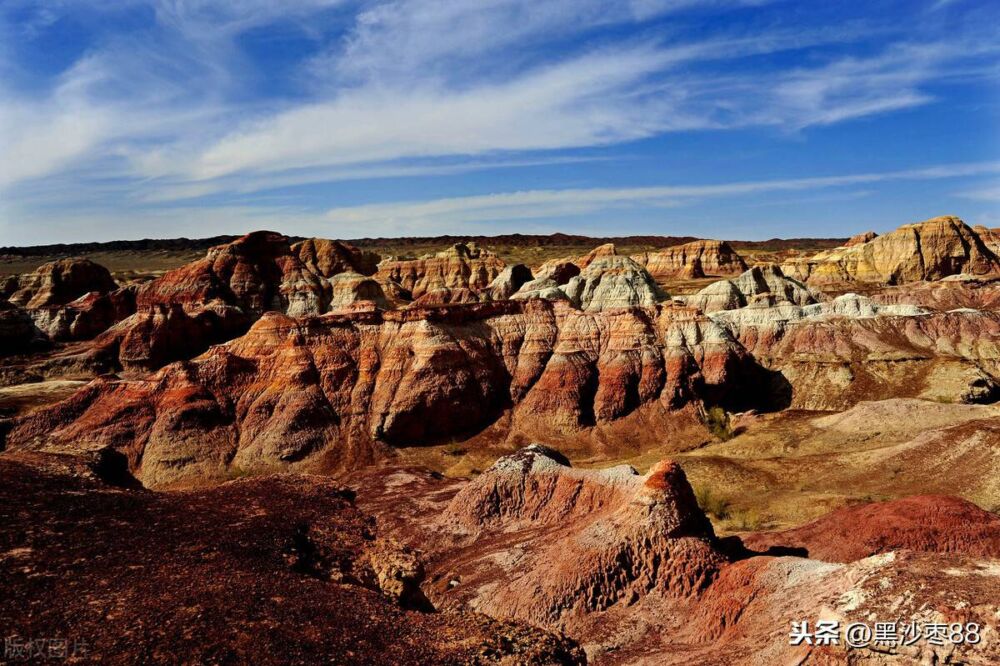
3,215,1000,664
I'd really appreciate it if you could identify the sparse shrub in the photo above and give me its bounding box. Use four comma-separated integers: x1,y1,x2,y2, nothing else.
695,486,731,520
728,508,764,531
704,406,735,442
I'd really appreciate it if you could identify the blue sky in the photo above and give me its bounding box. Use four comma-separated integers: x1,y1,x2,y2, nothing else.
1,0,998,245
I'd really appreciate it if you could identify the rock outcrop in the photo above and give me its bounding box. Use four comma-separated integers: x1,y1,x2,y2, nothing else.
376,242,505,301
7,258,117,309
0,300,43,355
515,248,666,312
743,495,1000,562
433,447,725,633
0,451,585,665
685,264,818,314
485,264,533,300
781,216,1000,285
845,230,877,246
292,237,380,277
563,255,666,311
7,299,756,487
634,240,747,279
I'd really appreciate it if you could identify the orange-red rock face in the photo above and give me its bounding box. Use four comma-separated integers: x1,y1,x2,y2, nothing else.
722,308,1000,409
7,257,117,309
0,452,585,665
292,237,380,276
428,447,725,634
6,299,756,486
781,215,1000,285
742,495,1000,562
634,240,747,279
376,242,505,300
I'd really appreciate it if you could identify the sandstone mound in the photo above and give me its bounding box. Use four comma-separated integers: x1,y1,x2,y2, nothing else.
0,299,43,355
292,237,380,276
781,216,1000,285
327,272,390,311
433,447,724,631
743,495,1000,562
634,240,747,279
562,255,666,311
7,299,756,486
7,257,117,309
718,302,999,409
686,264,818,314
0,451,584,665
485,264,533,300
516,247,667,312
686,550,1000,664
376,242,505,301
845,230,877,246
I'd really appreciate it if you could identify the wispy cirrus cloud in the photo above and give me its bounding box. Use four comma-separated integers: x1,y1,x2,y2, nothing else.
320,161,1000,231
1,0,998,243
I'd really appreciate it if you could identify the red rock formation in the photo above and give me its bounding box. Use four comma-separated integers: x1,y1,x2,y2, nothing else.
7,299,756,486
376,242,505,300
7,257,117,309
411,286,482,306
742,495,1000,562
844,230,877,246
781,216,1000,285
292,237,380,276
721,307,1000,409
634,240,747,279
0,451,585,665
431,447,725,633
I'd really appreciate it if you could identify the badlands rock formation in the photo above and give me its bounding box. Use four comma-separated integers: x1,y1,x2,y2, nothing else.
376,242,505,301
292,237,380,277
5,299,756,486
743,494,1000,562
634,239,747,279
350,448,1000,664
0,451,584,665
5,257,117,309
434,447,724,633
514,246,666,311
684,264,818,313
0,300,41,355
781,215,1000,285
844,230,877,246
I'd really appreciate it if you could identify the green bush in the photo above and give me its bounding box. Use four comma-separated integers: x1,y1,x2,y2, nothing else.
704,406,734,441
695,486,731,520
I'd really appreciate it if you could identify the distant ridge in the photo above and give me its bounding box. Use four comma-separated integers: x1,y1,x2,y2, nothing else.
1,232,848,256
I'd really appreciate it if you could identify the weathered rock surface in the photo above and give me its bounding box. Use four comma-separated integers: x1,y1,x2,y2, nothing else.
563,255,667,312
685,264,818,314
781,216,1000,285
0,451,585,665
485,264,533,301
686,550,1000,665
844,230,878,246
634,240,747,279
376,242,505,300
7,257,117,309
292,237,380,277
722,306,1000,409
0,299,43,355
431,447,725,637
743,495,1000,562
7,299,757,487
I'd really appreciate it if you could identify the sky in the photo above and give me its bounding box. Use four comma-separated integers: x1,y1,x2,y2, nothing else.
1,0,999,245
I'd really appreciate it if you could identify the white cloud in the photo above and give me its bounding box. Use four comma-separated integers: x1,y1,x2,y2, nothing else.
321,161,1000,228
